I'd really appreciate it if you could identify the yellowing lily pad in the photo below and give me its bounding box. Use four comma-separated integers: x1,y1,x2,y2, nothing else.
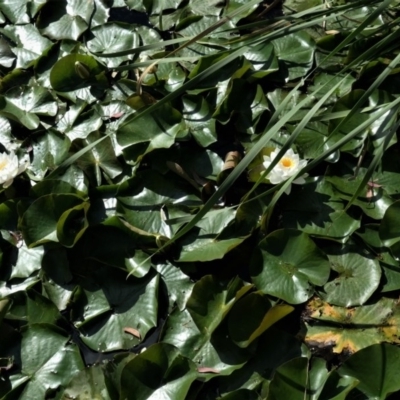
304,297,400,354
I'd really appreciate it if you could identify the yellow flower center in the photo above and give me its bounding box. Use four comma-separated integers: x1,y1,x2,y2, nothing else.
280,157,294,168
0,160,8,171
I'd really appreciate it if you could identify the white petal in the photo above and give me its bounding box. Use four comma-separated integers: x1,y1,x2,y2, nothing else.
293,177,305,185
284,184,292,195
263,155,272,163
298,159,308,169
269,171,285,184
262,160,272,170
2,178,14,188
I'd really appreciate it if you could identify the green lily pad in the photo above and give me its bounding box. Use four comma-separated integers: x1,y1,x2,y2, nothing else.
220,389,260,400
117,343,198,400
0,0,30,24
178,208,247,262
20,194,88,247
0,323,84,400
379,200,400,255
61,365,111,400
281,178,361,241
272,31,316,80
87,22,140,68
182,94,217,147
9,245,44,279
56,201,90,248
154,262,193,311
162,276,254,375
5,289,61,325
74,267,159,351
77,131,123,184
117,102,186,157
5,85,57,118
356,224,400,293
227,293,294,348
326,173,392,220
2,24,52,68
268,357,357,400
322,251,381,307
214,327,304,396
37,0,94,40
27,129,70,181
339,343,400,400
251,229,331,304
0,95,39,130
50,54,107,92
244,42,279,79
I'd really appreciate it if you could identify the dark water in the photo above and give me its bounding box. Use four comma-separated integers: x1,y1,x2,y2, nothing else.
108,7,151,26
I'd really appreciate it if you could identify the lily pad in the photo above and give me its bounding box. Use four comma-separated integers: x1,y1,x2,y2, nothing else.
251,229,331,304
322,252,381,307
304,297,400,354
338,343,400,399
272,31,316,80
0,323,84,400
74,267,159,351
162,276,254,375
50,54,107,92
281,178,361,241
379,200,400,256
87,23,140,68
20,194,88,247
227,293,294,348
178,208,246,262
61,365,111,400
2,24,52,68
117,343,198,400
37,0,94,41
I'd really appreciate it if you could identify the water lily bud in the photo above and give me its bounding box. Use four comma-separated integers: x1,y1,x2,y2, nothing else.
156,235,170,249
126,92,156,110
147,64,158,74
222,151,241,171
74,61,91,79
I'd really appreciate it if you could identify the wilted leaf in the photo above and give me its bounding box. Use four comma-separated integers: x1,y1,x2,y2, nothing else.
198,367,220,374
304,297,400,354
124,327,141,339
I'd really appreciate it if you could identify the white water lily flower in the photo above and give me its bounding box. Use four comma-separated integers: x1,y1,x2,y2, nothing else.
0,152,28,188
262,148,308,194
1,138,19,152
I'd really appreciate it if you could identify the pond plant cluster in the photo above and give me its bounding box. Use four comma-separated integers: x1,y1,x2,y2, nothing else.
1,0,400,398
